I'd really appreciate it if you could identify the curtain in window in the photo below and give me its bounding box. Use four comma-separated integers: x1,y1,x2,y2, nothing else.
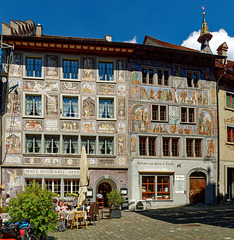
63,137,70,153
107,99,114,118
99,138,105,154
53,137,59,153
35,96,41,115
26,96,33,115
26,136,33,153
45,137,52,153
106,138,113,154
35,137,41,153
89,138,95,154
71,98,78,117
63,97,70,117
99,99,105,118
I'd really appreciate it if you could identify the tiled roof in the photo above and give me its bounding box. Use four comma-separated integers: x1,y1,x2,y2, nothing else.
143,35,199,52
42,34,107,42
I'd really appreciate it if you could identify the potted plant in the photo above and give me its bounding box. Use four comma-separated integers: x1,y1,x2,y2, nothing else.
107,189,125,218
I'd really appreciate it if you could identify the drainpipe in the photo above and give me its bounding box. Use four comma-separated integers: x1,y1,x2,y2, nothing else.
216,59,227,204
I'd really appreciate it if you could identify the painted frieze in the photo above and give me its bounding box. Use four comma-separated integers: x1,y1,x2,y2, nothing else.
5,133,21,154
132,105,148,132
46,55,59,78
24,120,43,131
173,79,185,89
206,138,215,157
152,123,195,135
62,158,79,165
82,97,95,119
61,82,79,93
6,117,21,131
61,121,79,132
197,90,208,106
97,122,115,133
88,159,97,165
198,109,215,135
82,121,95,133
23,157,42,165
24,80,59,93
118,98,126,119
44,158,60,165
10,53,22,77
45,95,59,116
82,82,95,94
98,84,115,94
9,78,22,89
98,159,115,166
82,57,95,80
5,156,21,164
45,119,59,131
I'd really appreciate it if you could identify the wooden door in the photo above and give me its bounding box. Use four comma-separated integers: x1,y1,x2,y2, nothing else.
189,172,206,204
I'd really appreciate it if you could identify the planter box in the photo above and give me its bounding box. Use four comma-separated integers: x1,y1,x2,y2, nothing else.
110,209,121,218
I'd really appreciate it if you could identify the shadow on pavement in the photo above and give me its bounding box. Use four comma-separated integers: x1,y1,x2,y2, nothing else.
136,203,234,229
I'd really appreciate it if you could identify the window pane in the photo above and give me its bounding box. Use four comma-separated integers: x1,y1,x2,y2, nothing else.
186,139,193,157
63,60,78,79
172,138,179,157
160,106,166,121
152,105,158,121
99,62,113,81
195,139,202,157
81,137,96,154
164,70,169,86
189,108,194,122
26,95,41,116
63,136,78,154
45,136,60,153
99,137,113,154
227,127,234,143
149,137,156,156
142,68,147,84
139,137,147,155
187,72,192,87
181,107,187,122
149,69,153,84
99,98,114,118
63,97,78,117
158,70,162,85
163,138,170,156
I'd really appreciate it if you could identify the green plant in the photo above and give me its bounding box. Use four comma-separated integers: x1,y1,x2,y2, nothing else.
107,189,125,210
5,180,57,237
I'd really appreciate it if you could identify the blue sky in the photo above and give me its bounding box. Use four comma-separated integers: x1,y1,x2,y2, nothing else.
1,0,234,58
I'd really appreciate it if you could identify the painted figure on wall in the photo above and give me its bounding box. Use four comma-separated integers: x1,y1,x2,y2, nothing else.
132,105,148,132
62,121,79,131
130,85,139,100
10,53,22,77
83,57,94,80
98,122,115,133
98,84,115,94
118,60,124,81
7,118,21,130
24,80,59,93
117,135,125,155
188,90,196,105
206,139,215,157
117,84,127,96
46,95,59,116
62,82,79,93
131,65,140,84
199,110,213,135
83,97,95,119
5,134,21,153
118,98,126,118
82,121,95,133
118,122,126,133
169,106,180,125
131,135,137,152
82,83,95,94
25,120,43,131
46,55,58,77
7,93,21,114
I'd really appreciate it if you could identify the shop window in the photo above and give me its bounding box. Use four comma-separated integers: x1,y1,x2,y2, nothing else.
81,136,96,154
186,138,202,157
227,126,234,143
163,137,179,157
63,136,78,154
152,105,167,121
63,59,78,79
187,71,199,88
139,136,156,156
64,179,79,196
62,96,79,118
157,69,170,86
45,135,60,153
98,62,113,81
26,134,41,153
142,176,155,200
25,94,42,116
181,107,195,123
26,57,42,77
99,137,114,155
226,92,234,109
157,176,170,200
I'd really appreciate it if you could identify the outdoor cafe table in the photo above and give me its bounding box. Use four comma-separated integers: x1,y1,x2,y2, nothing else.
59,210,87,221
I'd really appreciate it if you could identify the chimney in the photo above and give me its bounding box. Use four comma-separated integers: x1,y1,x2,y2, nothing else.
105,35,112,42
217,42,228,64
36,24,43,37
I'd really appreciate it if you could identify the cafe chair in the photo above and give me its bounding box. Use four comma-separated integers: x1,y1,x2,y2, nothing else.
86,203,96,225
70,211,88,230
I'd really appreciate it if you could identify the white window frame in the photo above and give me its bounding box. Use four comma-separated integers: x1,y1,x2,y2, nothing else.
60,94,80,119
23,92,44,118
62,135,79,154
81,136,97,155
151,104,168,122
180,107,196,124
60,56,80,81
98,136,115,155
97,58,116,82
44,134,61,154
97,95,116,120
156,68,171,86
186,71,200,88
25,133,42,154
23,53,44,79
141,66,154,85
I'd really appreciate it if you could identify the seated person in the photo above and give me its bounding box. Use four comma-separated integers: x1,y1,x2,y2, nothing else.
58,200,67,212
71,196,78,209
3,194,10,207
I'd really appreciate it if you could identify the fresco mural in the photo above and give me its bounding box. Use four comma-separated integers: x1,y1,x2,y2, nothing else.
98,84,115,94
82,121,95,133
88,159,97,165
118,121,126,133
141,86,173,103
172,63,185,77
197,90,208,106
46,95,59,116
131,134,137,152
152,123,195,135
10,53,22,77
46,55,59,78
6,169,22,190
24,157,42,165
117,59,125,82
44,158,60,165
82,82,95,94
6,118,21,130
129,64,140,84
9,79,22,89
117,84,127,96
118,98,126,119
7,93,21,115
129,85,140,100
97,122,115,133
61,82,79,93
83,57,95,80
198,109,214,135
117,135,125,155
118,157,126,165
61,121,79,131
206,138,215,157
62,158,79,165
5,133,21,153
24,80,59,93
24,120,43,131
132,105,148,132
169,106,180,125
82,97,95,119
173,79,185,89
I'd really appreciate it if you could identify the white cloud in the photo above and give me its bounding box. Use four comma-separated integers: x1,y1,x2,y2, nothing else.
124,36,137,44
182,29,234,61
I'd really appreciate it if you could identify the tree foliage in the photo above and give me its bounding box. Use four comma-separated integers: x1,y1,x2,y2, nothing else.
5,181,57,236
107,189,125,209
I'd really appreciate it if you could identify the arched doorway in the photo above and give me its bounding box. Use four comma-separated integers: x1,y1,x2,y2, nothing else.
189,172,206,204
98,182,112,207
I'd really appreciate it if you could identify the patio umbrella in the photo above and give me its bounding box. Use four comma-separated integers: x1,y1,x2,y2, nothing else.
78,146,89,206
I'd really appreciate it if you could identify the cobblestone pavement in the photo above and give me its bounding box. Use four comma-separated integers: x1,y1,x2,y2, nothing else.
49,203,234,240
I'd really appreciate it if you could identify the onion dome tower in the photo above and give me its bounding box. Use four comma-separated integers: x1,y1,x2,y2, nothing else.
197,11,213,54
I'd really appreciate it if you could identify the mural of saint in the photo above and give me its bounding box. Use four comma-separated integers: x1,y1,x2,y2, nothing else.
131,135,136,152
132,105,148,132
199,111,212,135
206,139,215,157
83,97,95,118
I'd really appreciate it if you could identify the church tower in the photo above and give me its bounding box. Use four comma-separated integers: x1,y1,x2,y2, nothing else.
197,11,213,54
